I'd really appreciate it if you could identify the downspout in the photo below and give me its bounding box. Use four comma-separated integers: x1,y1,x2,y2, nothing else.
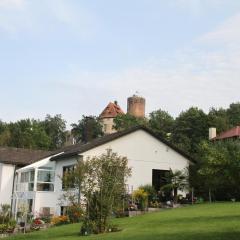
10,165,17,215
32,167,38,217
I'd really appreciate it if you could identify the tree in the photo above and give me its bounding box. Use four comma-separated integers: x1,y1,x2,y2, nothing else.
0,121,11,146
207,107,229,133
227,103,240,127
148,109,174,138
0,121,6,135
61,156,86,205
42,114,66,150
71,116,103,143
197,140,240,201
5,119,50,150
82,149,131,234
171,107,208,155
113,114,147,131
161,169,188,204
61,150,131,235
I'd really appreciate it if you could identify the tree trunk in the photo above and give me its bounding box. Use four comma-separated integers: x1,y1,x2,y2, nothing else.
209,188,212,203
191,187,194,205
173,188,178,204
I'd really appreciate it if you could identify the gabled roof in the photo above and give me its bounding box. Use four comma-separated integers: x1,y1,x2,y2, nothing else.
99,102,124,119
214,126,240,140
50,126,195,163
0,147,52,166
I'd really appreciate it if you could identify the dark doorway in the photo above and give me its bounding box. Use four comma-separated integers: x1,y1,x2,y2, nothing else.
152,169,170,191
152,169,171,201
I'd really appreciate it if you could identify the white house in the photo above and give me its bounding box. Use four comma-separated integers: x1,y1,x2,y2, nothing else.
0,147,51,207
13,126,194,217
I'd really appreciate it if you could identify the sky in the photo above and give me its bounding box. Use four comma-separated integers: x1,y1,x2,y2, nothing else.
1,0,240,128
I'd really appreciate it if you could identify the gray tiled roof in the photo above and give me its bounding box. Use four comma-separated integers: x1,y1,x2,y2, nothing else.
0,147,52,166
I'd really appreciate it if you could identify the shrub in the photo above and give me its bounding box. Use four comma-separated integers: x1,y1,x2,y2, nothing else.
139,185,157,203
30,218,45,231
66,205,83,223
0,224,8,234
0,215,10,224
80,219,97,235
39,216,51,224
33,218,45,225
107,223,121,232
149,201,162,208
51,216,69,226
133,189,148,211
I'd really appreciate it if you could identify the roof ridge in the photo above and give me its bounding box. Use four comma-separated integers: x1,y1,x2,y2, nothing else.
99,102,125,119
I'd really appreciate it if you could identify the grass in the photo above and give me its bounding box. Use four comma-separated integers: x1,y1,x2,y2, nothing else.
9,203,240,240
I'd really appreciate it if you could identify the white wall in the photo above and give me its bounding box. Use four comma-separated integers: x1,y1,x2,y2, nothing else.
0,163,15,205
100,117,116,134
34,192,59,216
81,130,190,191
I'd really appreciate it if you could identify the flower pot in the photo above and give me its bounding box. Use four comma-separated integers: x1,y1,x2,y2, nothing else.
19,222,25,228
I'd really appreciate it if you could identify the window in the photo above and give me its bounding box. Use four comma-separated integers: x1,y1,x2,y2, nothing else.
20,170,35,191
37,169,55,192
62,165,75,189
104,124,107,132
28,199,33,213
60,206,68,216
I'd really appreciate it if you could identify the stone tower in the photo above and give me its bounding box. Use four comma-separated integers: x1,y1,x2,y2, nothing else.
127,94,145,118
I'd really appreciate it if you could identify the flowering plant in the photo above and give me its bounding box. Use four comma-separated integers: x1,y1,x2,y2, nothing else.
30,218,45,231
33,218,45,225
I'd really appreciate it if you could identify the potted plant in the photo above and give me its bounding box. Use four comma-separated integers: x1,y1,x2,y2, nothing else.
18,203,28,233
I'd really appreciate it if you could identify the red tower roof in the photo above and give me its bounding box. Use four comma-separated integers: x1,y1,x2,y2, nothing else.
99,102,125,119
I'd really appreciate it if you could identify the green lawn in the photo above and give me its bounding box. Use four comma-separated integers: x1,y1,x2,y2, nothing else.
9,203,240,240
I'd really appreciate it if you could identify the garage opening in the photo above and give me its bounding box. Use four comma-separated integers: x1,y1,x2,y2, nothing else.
152,169,170,191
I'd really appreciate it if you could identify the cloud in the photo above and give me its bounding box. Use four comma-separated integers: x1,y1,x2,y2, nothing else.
168,0,229,15
199,12,240,45
0,0,25,9
53,12,240,118
53,48,240,118
0,0,98,37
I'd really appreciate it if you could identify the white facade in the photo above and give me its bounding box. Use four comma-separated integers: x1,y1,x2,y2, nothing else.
100,117,116,134
14,129,191,216
0,163,15,205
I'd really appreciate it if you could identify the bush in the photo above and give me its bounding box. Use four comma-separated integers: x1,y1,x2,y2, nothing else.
39,216,51,224
0,215,10,224
0,224,8,234
149,201,162,208
80,219,97,235
51,216,70,226
30,218,45,231
139,185,157,203
66,205,83,223
133,189,148,211
107,223,121,232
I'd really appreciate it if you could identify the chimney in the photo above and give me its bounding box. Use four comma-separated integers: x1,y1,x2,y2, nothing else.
209,127,217,140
